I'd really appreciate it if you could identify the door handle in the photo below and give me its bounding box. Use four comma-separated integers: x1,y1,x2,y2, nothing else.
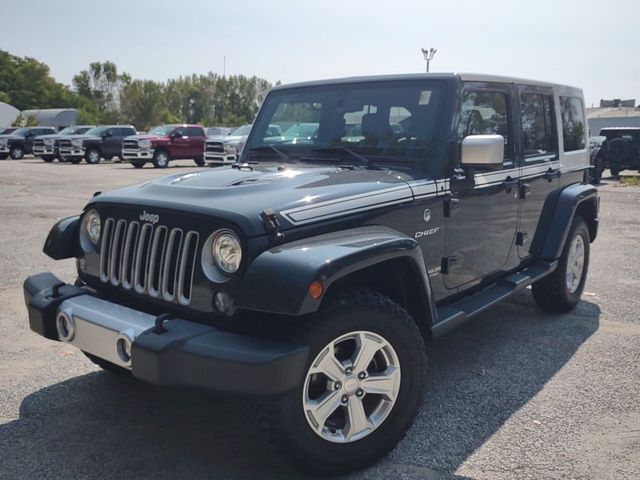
503,178,518,192
543,169,561,181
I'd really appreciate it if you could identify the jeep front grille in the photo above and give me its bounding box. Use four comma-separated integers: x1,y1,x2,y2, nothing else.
123,140,138,149
205,142,224,153
99,218,200,305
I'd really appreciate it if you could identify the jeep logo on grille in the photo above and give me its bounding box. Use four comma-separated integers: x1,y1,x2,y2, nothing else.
139,211,160,224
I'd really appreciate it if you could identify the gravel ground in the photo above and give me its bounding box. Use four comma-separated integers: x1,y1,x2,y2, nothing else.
0,158,639,480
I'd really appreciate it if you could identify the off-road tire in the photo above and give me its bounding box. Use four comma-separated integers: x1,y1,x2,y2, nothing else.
131,161,145,169
10,146,24,159
609,164,620,177
590,157,603,184
152,150,169,168
83,351,130,375
532,215,590,312
258,289,427,475
85,148,101,164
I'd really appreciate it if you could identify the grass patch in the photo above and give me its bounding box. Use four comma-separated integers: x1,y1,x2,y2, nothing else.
619,175,640,186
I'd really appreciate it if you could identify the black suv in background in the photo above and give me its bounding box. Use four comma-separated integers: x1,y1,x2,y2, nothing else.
0,126,57,159
33,125,95,162
59,125,137,164
596,127,640,177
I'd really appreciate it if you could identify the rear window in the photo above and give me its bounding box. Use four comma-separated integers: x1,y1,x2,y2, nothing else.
560,96,586,151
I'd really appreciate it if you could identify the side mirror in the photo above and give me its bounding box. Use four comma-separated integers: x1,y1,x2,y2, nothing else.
461,134,504,170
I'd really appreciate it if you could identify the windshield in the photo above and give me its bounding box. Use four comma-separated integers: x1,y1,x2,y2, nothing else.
231,124,252,136
245,80,446,170
148,125,176,136
10,127,30,136
84,127,107,136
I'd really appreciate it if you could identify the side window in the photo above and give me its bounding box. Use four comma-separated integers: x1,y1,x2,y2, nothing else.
520,92,555,157
104,128,114,137
458,91,510,158
173,127,186,137
187,126,204,137
559,96,586,151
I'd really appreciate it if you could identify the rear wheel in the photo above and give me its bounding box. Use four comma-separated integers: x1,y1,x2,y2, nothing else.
85,148,101,164
532,216,590,312
609,164,620,177
10,146,24,159
258,290,427,474
131,161,145,169
153,150,169,168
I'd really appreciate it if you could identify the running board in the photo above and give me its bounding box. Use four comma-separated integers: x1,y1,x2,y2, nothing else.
431,260,558,338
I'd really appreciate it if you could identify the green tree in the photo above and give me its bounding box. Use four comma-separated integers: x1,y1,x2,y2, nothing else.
73,61,126,122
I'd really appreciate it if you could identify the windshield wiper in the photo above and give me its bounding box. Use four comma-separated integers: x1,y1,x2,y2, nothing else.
248,145,292,163
310,146,371,167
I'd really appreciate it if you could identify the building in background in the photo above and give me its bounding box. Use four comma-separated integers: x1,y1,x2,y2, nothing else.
0,101,20,127
20,108,78,129
587,99,640,136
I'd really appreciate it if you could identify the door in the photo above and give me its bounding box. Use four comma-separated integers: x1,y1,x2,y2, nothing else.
170,127,190,158
102,128,121,157
443,85,520,290
24,130,36,153
516,86,561,259
187,126,206,158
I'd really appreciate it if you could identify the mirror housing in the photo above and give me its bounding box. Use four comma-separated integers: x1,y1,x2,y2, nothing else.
461,135,504,170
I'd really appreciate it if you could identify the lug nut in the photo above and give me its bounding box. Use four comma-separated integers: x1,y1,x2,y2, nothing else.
345,367,353,375
341,395,348,404
358,371,366,380
334,381,342,390
356,389,364,397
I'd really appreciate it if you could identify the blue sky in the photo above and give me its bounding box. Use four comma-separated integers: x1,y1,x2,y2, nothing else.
1,0,638,107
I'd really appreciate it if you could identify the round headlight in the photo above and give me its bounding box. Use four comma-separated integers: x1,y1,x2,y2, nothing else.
84,210,101,244
212,230,242,274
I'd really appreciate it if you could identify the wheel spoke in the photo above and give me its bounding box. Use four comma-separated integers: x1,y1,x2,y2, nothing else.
345,397,371,441
352,332,383,373
308,344,344,381
360,366,400,400
306,390,342,431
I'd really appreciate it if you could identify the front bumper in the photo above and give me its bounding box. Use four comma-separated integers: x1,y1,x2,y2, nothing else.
122,148,154,161
0,146,9,154
24,272,308,395
204,152,237,164
33,146,57,155
59,146,85,158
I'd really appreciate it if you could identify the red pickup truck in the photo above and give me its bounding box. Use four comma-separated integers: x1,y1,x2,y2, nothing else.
122,124,206,168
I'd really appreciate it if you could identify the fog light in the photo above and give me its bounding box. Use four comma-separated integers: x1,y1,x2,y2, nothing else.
214,291,232,313
56,310,75,342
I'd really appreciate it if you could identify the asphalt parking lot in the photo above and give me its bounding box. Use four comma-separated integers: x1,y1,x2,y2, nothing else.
0,158,639,480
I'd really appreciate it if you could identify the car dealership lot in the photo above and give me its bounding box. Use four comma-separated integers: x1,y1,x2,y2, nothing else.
0,158,639,480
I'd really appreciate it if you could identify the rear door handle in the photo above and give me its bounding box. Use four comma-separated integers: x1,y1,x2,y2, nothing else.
544,169,562,181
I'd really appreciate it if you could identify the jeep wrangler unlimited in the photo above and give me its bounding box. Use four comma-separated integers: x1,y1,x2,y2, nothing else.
59,125,137,164
0,126,56,159
122,124,207,168
24,73,598,474
595,127,640,177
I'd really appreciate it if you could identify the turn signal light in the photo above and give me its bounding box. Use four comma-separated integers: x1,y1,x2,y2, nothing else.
308,281,324,300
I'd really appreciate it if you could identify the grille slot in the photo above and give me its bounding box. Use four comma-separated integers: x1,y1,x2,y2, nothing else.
100,218,199,305
205,142,224,153
123,140,138,149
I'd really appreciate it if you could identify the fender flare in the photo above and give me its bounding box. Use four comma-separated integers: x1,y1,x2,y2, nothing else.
532,183,598,260
235,226,436,319
43,215,80,260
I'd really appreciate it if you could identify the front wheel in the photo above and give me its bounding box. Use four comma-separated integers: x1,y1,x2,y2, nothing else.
152,150,169,168
194,156,205,166
10,146,24,159
258,290,427,474
69,157,82,164
532,216,590,312
42,155,55,163
85,148,101,164
131,161,145,169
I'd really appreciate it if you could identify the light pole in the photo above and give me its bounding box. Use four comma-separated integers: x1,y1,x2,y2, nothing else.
421,48,437,73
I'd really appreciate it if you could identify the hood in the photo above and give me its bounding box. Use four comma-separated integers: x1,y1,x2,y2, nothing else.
90,165,416,237
35,133,64,140
0,134,24,141
63,134,100,141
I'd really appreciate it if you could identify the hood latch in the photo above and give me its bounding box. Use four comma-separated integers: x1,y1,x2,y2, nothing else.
260,208,285,244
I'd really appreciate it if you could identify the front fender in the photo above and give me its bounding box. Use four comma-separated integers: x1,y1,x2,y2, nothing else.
43,215,80,260
236,226,432,316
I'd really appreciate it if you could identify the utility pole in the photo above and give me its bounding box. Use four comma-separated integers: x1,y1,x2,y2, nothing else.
223,56,226,77
421,48,437,73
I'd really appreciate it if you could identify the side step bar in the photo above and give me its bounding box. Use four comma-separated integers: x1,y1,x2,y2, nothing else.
431,260,558,338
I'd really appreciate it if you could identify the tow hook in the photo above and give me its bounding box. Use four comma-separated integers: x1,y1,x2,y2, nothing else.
153,313,173,334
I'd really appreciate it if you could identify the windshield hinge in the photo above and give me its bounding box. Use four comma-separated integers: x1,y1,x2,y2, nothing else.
260,208,285,243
